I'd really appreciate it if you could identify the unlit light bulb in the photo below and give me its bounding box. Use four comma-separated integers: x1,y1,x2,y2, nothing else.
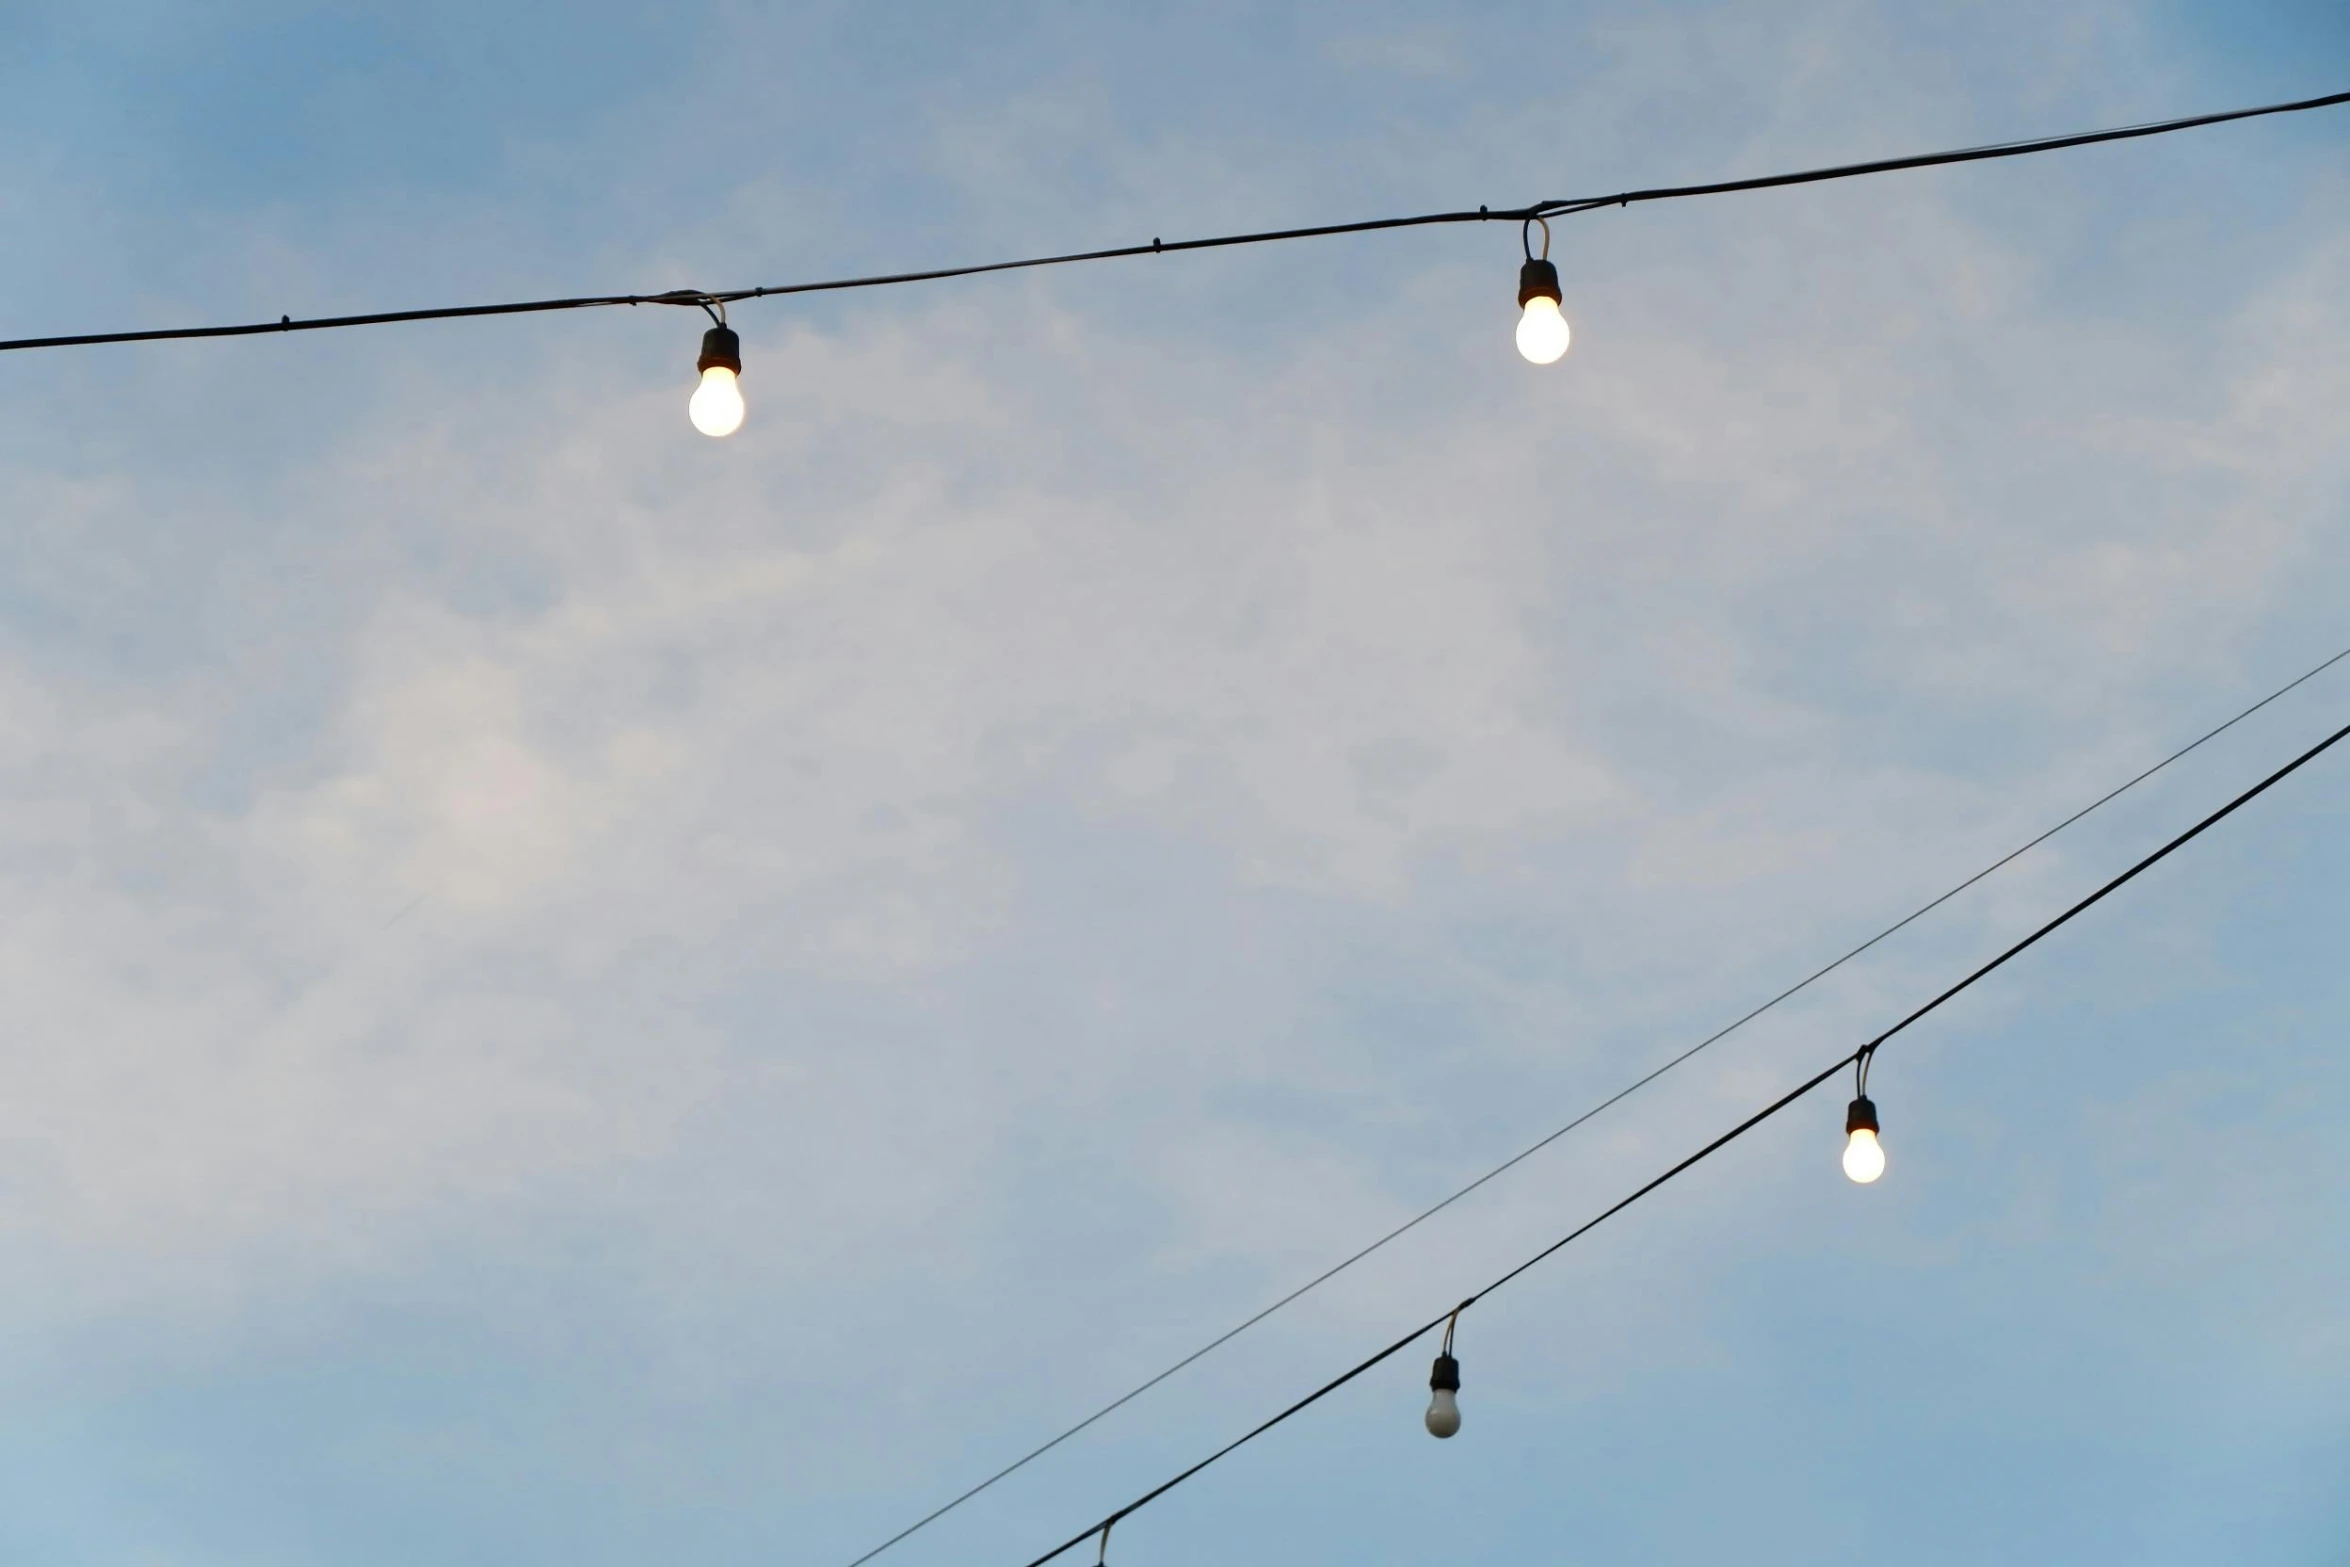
1843,1095,1885,1184
690,324,746,438
1425,1352,1461,1438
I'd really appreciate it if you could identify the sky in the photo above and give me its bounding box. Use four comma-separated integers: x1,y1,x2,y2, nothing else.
0,2,2346,1564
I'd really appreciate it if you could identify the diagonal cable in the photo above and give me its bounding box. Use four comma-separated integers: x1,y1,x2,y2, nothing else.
839,640,2350,1567
1013,709,2350,1567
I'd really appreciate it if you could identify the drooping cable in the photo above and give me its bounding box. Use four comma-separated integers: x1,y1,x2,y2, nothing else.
1012,710,2350,1567
1,90,2342,355
836,635,2350,1567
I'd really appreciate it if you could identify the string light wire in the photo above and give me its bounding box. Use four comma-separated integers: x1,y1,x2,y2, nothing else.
1,89,2343,355
1012,709,2350,1567
839,635,2350,1567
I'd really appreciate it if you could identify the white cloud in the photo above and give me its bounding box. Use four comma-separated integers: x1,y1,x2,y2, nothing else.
0,7,2346,1557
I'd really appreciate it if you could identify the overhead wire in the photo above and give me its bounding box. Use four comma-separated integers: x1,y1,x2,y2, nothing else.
1,89,2344,355
1527,86,2350,217
838,634,2350,1567
1014,709,2350,1567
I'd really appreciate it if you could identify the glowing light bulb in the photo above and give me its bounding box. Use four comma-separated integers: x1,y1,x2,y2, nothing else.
1424,1352,1461,1438
1516,296,1571,364
1843,1095,1885,1184
691,366,744,437
690,324,746,438
1514,257,1570,365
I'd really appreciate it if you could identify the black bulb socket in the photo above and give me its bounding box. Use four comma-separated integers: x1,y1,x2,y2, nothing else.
1429,1352,1461,1393
697,325,743,376
1846,1095,1879,1136
1517,258,1563,309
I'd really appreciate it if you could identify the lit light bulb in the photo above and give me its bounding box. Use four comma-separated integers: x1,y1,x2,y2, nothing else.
1514,257,1570,365
691,367,744,437
1842,1095,1885,1184
1424,1352,1462,1438
690,324,746,438
1516,297,1570,364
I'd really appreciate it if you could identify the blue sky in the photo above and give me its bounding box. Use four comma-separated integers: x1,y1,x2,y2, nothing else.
0,3,2346,1564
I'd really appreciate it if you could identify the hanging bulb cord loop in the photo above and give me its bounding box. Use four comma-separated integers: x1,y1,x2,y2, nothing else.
1430,1306,1467,1394
677,291,742,376
1847,1045,1881,1136
1516,218,1563,307
1516,216,1562,307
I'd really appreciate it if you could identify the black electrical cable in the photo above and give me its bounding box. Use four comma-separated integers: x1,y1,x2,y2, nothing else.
2,90,2342,355
838,635,2350,1567
1013,710,2350,1567
1528,86,2350,217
